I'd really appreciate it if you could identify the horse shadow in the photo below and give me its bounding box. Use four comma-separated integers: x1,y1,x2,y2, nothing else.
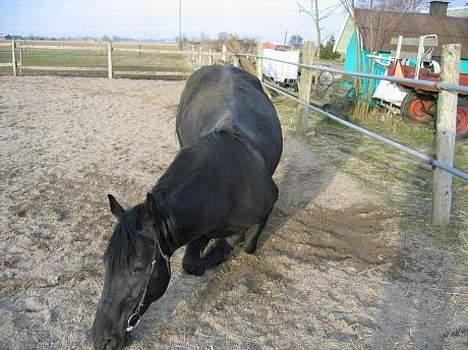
258,115,360,251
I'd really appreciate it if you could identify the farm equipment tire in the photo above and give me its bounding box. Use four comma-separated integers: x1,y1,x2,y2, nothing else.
456,99,468,139
400,92,434,124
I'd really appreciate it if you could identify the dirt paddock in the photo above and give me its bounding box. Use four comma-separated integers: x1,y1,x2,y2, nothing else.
0,76,466,349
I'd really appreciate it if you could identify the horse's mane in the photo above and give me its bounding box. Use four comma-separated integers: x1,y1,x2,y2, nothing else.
105,205,149,272
156,126,244,198
104,197,176,272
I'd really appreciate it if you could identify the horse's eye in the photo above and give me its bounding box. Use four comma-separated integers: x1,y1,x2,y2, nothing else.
132,265,146,274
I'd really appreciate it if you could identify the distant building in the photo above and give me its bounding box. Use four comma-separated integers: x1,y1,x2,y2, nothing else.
333,0,468,95
448,3,468,18
262,42,294,51
263,42,277,50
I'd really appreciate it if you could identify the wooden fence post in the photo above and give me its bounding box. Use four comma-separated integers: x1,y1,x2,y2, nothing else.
190,44,195,70
11,39,17,77
198,46,203,68
18,43,23,76
209,49,213,65
296,41,314,135
107,42,113,79
222,43,227,62
256,42,263,82
432,44,460,225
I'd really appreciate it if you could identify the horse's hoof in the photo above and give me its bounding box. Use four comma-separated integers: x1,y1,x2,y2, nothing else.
182,262,206,276
244,244,257,254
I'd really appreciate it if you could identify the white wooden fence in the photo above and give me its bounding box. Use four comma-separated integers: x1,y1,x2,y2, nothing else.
0,39,226,78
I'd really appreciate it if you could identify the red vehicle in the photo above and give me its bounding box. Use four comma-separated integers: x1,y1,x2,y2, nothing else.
387,60,468,138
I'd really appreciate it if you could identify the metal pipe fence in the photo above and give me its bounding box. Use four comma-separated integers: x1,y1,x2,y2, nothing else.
240,41,464,222
262,80,468,182
227,47,468,188
235,53,468,95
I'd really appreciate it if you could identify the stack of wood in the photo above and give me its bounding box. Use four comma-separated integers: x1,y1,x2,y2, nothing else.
225,36,271,98
225,36,257,76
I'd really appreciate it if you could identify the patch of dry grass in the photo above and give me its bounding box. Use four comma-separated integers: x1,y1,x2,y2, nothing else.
0,279,33,299
273,96,468,252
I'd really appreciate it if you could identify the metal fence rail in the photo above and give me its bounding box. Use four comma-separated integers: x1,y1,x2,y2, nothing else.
262,80,468,181
236,53,468,95
240,41,465,224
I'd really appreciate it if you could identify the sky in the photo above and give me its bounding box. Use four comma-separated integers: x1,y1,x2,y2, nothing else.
0,0,466,43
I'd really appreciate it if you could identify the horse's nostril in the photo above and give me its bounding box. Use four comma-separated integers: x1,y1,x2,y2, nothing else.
103,337,117,350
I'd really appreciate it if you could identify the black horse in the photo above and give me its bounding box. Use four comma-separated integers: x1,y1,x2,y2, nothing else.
92,65,283,350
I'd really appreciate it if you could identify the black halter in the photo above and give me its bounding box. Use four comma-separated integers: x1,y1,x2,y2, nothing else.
125,237,171,332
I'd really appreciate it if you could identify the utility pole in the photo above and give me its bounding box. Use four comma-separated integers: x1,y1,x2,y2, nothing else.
179,0,183,50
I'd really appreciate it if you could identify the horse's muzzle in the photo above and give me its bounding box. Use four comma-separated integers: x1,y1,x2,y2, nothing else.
93,333,131,350
92,311,130,350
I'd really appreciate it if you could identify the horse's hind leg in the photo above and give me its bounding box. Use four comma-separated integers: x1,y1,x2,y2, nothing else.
245,180,278,254
244,210,273,254
182,236,210,276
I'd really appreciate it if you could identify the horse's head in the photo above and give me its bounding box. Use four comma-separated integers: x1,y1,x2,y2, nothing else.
92,193,172,350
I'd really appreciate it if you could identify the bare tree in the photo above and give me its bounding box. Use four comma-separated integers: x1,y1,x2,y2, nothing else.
357,0,425,11
295,0,342,59
289,34,304,48
340,0,426,52
339,0,355,15
340,0,425,18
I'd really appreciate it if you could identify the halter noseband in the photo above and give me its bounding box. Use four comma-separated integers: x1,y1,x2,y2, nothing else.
125,238,171,332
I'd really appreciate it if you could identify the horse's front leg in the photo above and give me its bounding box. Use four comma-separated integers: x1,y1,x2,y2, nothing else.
182,236,233,276
182,236,210,276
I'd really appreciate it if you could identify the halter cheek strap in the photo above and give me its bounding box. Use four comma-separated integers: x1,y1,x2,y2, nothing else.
125,240,171,332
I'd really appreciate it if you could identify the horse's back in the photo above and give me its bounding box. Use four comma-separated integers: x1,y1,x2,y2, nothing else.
176,65,283,174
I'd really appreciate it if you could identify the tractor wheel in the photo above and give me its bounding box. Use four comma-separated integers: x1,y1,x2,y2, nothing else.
456,101,468,139
401,92,434,124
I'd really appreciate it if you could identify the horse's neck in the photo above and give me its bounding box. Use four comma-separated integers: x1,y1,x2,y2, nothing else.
153,135,228,248
154,142,205,196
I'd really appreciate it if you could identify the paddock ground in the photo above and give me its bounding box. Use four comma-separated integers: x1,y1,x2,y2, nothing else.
0,76,466,349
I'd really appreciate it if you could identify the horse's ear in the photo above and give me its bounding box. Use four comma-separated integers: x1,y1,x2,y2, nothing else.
108,194,125,219
143,192,158,223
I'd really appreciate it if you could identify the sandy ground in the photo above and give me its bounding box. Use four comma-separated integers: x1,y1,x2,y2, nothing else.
0,76,466,350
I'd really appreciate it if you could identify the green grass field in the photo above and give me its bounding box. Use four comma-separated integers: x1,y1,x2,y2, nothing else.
0,41,191,78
